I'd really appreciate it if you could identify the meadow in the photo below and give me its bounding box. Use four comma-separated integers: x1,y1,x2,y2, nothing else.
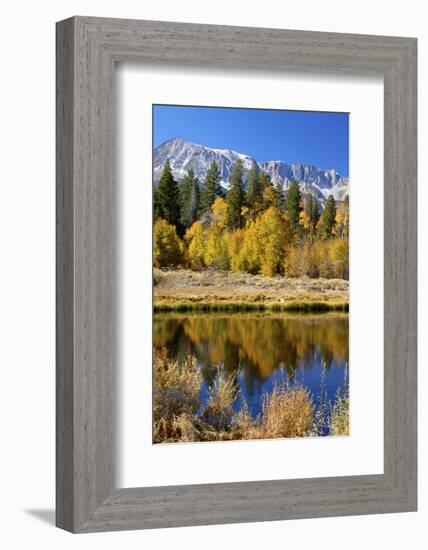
154,268,349,312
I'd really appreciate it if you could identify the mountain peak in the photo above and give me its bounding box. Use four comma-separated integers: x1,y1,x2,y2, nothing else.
160,136,189,146
153,139,349,203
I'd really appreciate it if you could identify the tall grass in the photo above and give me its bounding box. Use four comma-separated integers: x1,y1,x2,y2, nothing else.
153,350,201,443
200,368,237,431
153,351,349,443
261,384,314,438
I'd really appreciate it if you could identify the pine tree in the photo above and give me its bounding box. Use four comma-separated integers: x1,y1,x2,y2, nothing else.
285,180,302,231
258,171,272,190
302,194,320,241
188,179,200,225
304,194,313,217
226,160,245,230
246,162,263,219
179,169,200,229
258,171,275,212
274,181,285,211
154,160,180,227
311,196,320,227
200,160,221,213
320,195,337,238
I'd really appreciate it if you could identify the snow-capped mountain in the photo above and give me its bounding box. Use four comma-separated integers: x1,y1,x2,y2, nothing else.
153,137,349,203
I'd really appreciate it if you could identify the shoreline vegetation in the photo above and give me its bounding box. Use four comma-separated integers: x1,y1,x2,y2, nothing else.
154,269,349,312
153,350,349,444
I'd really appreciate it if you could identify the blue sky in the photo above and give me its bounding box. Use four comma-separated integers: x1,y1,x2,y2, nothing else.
153,104,349,176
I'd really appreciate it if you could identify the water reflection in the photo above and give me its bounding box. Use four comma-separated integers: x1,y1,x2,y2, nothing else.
154,312,349,418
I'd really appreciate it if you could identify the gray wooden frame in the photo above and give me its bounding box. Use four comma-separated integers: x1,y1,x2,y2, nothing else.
56,16,417,533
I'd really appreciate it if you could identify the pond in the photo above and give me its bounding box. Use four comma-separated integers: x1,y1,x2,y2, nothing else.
153,312,349,426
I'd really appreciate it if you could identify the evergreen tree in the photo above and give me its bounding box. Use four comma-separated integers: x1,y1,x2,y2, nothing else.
301,194,320,241
258,171,275,212
200,160,222,213
179,169,200,229
226,160,245,230
154,159,180,227
304,194,313,217
246,162,263,218
258,171,272,190
320,194,337,238
188,179,200,225
310,196,320,227
285,180,302,231
274,181,285,211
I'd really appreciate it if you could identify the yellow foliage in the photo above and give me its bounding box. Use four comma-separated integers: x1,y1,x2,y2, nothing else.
211,197,228,230
238,224,261,274
284,238,349,279
256,207,288,276
154,196,348,280
153,218,183,267
299,209,311,231
262,186,277,210
204,228,230,270
227,207,293,276
227,229,247,272
329,238,349,279
335,201,349,238
184,221,206,269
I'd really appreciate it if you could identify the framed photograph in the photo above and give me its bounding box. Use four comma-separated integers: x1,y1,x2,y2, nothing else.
150,105,350,445
56,16,417,532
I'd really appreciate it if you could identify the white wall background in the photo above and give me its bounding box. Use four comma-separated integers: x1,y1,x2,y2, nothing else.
0,1,425,548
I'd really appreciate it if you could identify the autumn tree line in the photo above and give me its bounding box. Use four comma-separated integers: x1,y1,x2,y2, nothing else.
154,158,349,279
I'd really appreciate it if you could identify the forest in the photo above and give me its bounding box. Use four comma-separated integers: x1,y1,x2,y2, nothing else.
154,158,349,280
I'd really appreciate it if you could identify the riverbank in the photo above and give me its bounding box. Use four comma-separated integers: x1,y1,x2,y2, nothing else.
154,269,349,312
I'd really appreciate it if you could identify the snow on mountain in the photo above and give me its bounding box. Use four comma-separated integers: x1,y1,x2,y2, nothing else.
153,137,349,203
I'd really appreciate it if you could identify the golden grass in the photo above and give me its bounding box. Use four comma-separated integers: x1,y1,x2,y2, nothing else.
200,369,237,431
152,350,346,443
153,350,201,443
154,269,349,312
261,384,314,438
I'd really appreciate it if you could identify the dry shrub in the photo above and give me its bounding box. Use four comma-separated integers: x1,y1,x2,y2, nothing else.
230,400,262,440
153,413,197,444
329,395,349,436
201,369,237,431
153,349,201,422
261,384,313,438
